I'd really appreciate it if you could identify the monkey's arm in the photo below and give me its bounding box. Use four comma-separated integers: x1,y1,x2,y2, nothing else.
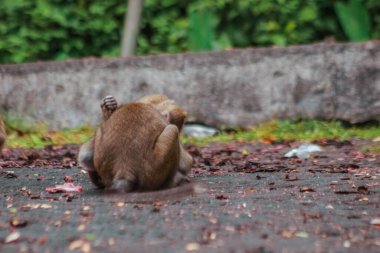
78,138,105,189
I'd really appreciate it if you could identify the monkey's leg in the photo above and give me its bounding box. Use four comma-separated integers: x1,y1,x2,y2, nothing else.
100,95,118,121
179,144,193,175
78,139,95,170
150,124,180,189
78,138,105,188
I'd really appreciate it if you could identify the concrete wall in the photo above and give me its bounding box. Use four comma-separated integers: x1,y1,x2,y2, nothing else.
0,41,379,129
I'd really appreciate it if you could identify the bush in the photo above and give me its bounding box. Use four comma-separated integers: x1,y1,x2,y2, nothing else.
0,0,379,64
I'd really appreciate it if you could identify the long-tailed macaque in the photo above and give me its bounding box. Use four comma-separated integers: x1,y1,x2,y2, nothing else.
78,95,192,192
0,115,6,152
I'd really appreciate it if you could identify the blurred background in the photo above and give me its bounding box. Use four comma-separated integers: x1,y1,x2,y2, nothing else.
0,0,379,64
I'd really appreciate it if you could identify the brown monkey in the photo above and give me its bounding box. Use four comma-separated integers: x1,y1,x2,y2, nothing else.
0,115,6,152
94,102,181,191
78,98,188,192
78,95,193,190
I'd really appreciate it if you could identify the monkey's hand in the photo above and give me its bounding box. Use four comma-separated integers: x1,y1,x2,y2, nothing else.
101,95,118,121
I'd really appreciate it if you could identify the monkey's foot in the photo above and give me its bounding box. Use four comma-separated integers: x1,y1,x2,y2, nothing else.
110,179,136,193
101,95,118,113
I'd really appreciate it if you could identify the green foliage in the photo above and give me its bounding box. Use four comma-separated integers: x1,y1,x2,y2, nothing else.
335,0,371,41
0,0,379,63
0,0,125,63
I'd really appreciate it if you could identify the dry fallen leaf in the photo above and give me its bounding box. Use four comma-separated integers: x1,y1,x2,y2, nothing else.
281,230,295,238
241,149,249,156
115,202,125,207
5,231,21,243
186,242,200,251
69,239,91,253
22,203,52,210
64,175,74,182
295,231,309,238
10,217,28,228
40,204,52,209
69,240,83,250
300,187,315,193
39,236,48,245
370,218,380,225
108,238,116,246
77,224,86,231
343,240,351,248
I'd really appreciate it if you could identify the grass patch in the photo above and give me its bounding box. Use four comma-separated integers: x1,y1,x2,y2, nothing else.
2,118,380,149
3,115,94,148
5,125,94,148
182,120,380,146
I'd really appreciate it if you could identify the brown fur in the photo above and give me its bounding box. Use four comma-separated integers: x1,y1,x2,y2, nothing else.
0,115,6,152
78,94,193,193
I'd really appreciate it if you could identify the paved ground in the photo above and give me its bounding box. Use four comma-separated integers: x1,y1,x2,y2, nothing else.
0,140,380,253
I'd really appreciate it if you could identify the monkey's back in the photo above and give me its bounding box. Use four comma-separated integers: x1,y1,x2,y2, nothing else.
93,103,177,191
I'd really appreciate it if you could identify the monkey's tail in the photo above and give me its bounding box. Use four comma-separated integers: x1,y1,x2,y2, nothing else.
102,183,205,204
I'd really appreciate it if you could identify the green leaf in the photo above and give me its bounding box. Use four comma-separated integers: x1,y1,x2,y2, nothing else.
335,0,371,41
299,6,317,22
271,34,287,46
188,9,215,51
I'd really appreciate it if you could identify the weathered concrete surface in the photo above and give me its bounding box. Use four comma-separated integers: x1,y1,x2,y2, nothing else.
0,41,379,129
